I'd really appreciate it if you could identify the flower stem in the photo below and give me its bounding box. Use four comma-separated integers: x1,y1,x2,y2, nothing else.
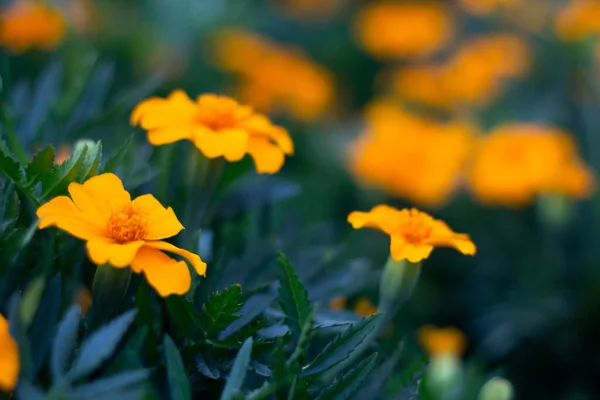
87,263,132,333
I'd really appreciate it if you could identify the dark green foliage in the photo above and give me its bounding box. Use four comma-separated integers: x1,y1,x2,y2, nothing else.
200,284,244,337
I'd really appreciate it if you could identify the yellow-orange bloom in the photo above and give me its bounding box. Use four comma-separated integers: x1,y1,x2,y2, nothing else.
0,0,65,53
354,1,454,59
36,173,206,297
348,206,476,263
458,0,521,15
555,0,600,41
467,124,595,207
349,101,474,207
354,298,378,317
212,29,334,122
131,91,293,174
0,314,19,392
328,296,347,310
418,325,467,357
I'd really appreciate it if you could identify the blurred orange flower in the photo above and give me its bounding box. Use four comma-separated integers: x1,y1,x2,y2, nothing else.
354,298,378,317
329,296,347,310
0,0,65,53
467,124,595,207
418,325,467,357
393,34,531,109
555,0,600,41
348,205,476,263
212,29,334,122
354,1,454,59
55,144,72,165
458,0,521,15
131,91,294,174
0,314,19,392
349,101,474,207
73,285,92,317
36,173,207,297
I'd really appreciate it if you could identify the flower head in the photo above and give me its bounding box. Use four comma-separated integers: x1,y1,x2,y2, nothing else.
131,91,293,174
348,205,476,263
354,298,378,317
354,1,454,59
418,325,467,357
555,0,600,41
0,314,19,392
467,124,595,207
0,0,65,53
36,173,206,297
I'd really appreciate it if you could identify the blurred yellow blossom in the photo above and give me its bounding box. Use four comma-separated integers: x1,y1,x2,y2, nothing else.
0,0,65,53
0,314,19,392
467,124,595,207
328,296,347,310
354,298,378,317
36,173,207,297
354,1,454,59
348,206,476,263
555,0,600,41
349,100,474,207
131,91,294,174
392,34,531,109
458,0,521,15
212,29,334,122
418,325,467,357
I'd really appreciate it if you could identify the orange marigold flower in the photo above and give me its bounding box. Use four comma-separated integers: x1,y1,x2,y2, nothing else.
348,205,476,263
555,0,600,41
131,91,294,174
354,298,378,317
418,325,467,357
467,124,595,207
354,1,454,59
328,296,347,310
458,0,521,15
349,100,474,207
0,314,19,392
36,173,206,297
0,0,66,53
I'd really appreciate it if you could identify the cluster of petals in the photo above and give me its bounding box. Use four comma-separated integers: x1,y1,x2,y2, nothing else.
131,91,294,174
0,0,65,53
36,173,206,297
348,205,476,263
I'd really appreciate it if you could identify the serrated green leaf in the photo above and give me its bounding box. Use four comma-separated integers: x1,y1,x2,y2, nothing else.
68,309,137,381
40,145,88,198
78,140,102,181
0,147,25,184
287,307,315,371
51,305,81,381
277,253,310,344
103,134,133,173
164,334,191,400
200,284,243,337
70,369,150,398
303,314,380,376
316,353,378,400
221,337,253,400
26,145,55,186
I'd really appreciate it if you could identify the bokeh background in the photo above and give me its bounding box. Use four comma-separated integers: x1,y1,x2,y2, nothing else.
4,0,600,398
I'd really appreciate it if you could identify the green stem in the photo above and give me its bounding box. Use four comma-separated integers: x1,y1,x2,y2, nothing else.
87,263,132,333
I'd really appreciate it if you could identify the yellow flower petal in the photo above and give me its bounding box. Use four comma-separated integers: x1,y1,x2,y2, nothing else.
37,196,105,240
131,90,197,129
73,173,131,211
247,137,286,174
390,235,433,263
131,194,184,240
130,247,191,297
428,221,476,256
347,205,398,233
146,125,195,146
192,126,249,161
143,241,206,277
0,315,19,392
86,237,145,267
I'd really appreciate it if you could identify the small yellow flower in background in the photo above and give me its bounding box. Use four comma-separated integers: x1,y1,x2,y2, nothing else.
73,285,92,317
467,124,595,207
131,91,294,174
555,0,600,42
349,100,474,207
0,314,19,392
348,206,476,263
36,173,206,297
55,144,72,165
0,0,66,54
328,296,347,310
418,325,467,357
458,0,521,15
354,298,378,317
354,1,454,59
212,29,334,122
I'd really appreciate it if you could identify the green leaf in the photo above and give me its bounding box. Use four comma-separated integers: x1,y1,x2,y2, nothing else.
316,353,378,400
51,305,81,381
277,253,310,344
164,334,191,400
29,275,62,375
16,382,47,400
221,337,253,400
287,307,315,371
103,134,133,173
303,314,380,376
0,147,25,185
196,355,220,380
68,309,137,381
69,369,150,398
88,263,132,332
40,144,88,198
19,277,45,327
200,284,243,337
25,145,55,186
78,140,103,181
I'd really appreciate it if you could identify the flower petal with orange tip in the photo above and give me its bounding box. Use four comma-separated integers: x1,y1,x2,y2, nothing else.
37,196,105,240
69,173,131,213
347,204,399,233
86,237,145,268
131,247,192,297
143,241,207,277
192,126,249,161
131,194,184,240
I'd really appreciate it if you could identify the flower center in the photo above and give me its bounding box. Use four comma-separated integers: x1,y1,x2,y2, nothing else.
106,203,149,244
399,208,434,244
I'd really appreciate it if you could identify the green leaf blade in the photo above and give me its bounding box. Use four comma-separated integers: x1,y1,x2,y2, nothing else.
221,337,253,400
200,284,243,337
316,352,378,400
277,253,310,344
164,334,191,400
